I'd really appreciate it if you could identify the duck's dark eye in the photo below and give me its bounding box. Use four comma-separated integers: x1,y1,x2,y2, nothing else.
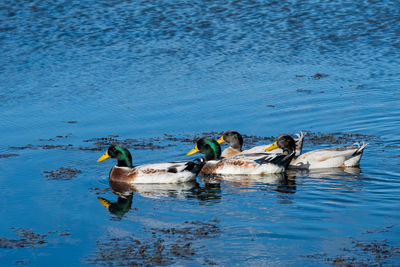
108,146,117,156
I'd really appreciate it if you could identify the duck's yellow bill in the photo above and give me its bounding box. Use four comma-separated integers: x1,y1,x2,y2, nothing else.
186,145,200,156
97,151,110,162
97,197,111,209
217,136,225,144
265,141,278,152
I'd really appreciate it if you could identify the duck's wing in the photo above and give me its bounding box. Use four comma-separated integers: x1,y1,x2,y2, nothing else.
137,160,202,174
128,160,203,184
230,152,295,168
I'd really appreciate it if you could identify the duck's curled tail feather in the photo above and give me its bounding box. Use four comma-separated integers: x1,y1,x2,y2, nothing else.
345,142,368,167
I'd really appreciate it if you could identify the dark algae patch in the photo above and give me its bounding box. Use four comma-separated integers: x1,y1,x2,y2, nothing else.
311,73,329,79
39,144,74,150
38,134,72,141
152,219,221,240
296,89,325,94
0,153,19,158
0,228,71,265
10,134,74,150
325,239,400,266
80,132,198,151
294,73,328,79
7,131,379,155
9,144,36,150
0,228,47,249
296,88,313,94
81,136,177,151
302,131,377,146
87,236,181,266
306,226,400,266
86,219,220,266
42,167,82,180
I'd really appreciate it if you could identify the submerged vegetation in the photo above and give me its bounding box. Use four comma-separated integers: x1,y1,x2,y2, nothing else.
86,220,220,266
5,131,379,154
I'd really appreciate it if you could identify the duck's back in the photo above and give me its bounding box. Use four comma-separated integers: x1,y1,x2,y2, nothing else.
290,144,367,169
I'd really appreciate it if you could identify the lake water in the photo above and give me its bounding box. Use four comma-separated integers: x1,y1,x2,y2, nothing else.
1,0,400,265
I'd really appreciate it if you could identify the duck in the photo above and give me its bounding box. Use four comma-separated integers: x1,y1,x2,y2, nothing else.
187,136,296,175
217,130,305,157
216,130,243,157
97,145,205,184
265,135,367,169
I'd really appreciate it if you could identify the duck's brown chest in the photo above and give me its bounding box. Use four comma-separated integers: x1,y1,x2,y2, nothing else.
109,167,137,183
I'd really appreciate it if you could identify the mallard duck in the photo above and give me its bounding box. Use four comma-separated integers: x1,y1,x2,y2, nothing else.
217,130,305,157
97,145,204,184
265,135,367,169
187,136,296,175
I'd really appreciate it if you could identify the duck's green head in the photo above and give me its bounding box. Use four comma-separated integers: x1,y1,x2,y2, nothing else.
265,135,296,154
97,145,133,168
186,138,221,161
217,130,243,150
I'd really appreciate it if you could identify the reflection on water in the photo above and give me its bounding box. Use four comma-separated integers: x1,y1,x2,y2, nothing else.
97,171,303,218
288,167,362,179
97,195,133,218
204,172,297,194
204,172,288,185
97,167,367,218
97,179,224,218
109,180,200,200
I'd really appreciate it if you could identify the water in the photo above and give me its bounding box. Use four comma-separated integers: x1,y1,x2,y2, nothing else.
1,0,400,265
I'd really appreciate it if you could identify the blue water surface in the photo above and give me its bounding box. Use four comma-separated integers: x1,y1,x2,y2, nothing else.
1,0,400,265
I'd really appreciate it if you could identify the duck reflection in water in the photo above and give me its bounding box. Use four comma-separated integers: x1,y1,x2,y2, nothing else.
290,166,362,179
200,172,298,204
97,180,223,217
97,181,135,218
204,172,295,191
273,172,297,195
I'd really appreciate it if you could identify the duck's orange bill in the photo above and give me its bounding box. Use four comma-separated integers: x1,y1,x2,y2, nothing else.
217,136,225,144
265,141,278,152
97,197,111,209
97,151,110,162
186,145,200,156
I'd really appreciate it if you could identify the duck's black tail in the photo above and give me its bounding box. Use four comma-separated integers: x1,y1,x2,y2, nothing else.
184,158,206,175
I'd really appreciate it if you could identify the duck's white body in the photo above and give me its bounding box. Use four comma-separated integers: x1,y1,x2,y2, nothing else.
289,143,367,169
200,152,294,175
241,144,274,154
109,161,200,184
